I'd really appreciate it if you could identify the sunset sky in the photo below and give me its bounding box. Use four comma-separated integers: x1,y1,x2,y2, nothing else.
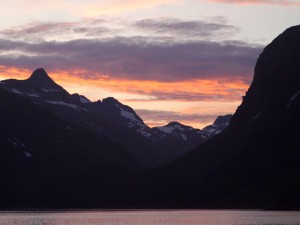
0,0,299,128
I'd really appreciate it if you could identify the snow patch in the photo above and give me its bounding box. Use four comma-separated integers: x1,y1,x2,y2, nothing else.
128,122,135,128
121,110,137,121
26,93,40,97
287,90,300,107
252,113,261,120
157,126,175,134
114,103,146,128
15,138,26,148
180,134,187,141
45,100,87,111
290,90,300,102
8,137,26,147
215,130,222,134
80,96,90,103
137,129,152,138
24,152,32,158
157,124,186,134
11,88,22,94
207,128,217,133
42,88,60,92
67,126,72,130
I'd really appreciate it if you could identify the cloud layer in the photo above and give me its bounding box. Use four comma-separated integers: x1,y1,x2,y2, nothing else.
0,16,263,106
0,37,261,83
209,0,300,5
136,109,218,127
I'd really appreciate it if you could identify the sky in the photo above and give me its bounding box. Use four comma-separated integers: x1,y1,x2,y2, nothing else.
0,0,299,128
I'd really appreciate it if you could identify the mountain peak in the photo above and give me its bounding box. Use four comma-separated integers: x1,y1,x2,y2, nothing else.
166,121,184,127
102,97,120,104
27,68,65,91
29,68,51,81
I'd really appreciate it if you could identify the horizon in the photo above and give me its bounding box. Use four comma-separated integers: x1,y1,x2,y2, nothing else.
0,67,233,129
0,0,299,128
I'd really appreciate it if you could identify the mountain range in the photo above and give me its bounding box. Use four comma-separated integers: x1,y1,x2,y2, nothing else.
0,69,230,166
0,25,299,209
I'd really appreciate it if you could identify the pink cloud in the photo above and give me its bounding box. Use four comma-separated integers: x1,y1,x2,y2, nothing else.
209,0,300,5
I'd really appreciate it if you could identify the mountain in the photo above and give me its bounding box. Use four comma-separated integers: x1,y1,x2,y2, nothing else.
1,25,298,209
0,86,143,208
202,114,232,135
0,69,224,166
141,25,300,209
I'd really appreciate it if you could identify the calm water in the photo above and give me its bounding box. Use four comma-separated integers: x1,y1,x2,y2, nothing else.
0,210,300,225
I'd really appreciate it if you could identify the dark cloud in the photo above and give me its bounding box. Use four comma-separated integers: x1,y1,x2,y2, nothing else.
1,16,240,42
133,18,239,39
1,20,115,40
136,109,218,127
2,22,77,39
0,37,262,83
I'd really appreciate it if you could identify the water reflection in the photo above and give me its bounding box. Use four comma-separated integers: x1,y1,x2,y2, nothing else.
0,210,300,225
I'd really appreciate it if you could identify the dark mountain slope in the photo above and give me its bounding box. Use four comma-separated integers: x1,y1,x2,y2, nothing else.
142,25,300,209
0,69,214,166
0,86,142,208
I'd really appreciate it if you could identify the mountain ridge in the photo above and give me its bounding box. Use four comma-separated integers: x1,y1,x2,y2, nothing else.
0,25,299,209
0,70,230,166
140,25,300,209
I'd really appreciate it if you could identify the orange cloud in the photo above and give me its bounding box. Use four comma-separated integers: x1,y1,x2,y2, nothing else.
0,66,248,102
0,66,246,128
0,66,31,80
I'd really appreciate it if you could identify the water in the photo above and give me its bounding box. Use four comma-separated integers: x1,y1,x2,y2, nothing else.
0,210,299,225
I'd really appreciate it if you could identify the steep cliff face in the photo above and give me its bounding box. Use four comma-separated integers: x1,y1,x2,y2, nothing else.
230,25,300,129
146,25,300,209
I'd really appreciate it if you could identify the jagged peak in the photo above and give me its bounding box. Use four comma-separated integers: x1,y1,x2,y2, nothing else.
71,93,91,103
26,68,66,92
166,121,185,127
102,97,132,110
155,121,196,134
29,68,52,81
102,97,120,104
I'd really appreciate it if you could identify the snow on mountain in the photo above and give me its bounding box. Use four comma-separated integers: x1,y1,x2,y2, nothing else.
0,68,231,166
156,122,199,134
154,122,211,141
203,114,232,135
80,96,90,103
287,89,300,107
45,100,87,111
157,122,186,134
42,88,61,93
25,93,40,97
11,88,22,94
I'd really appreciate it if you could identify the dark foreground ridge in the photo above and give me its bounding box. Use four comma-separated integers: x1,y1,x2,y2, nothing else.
139,25,300,209
0,25,300,209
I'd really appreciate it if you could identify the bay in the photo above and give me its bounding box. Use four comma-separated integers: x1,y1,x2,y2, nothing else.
0,210,300,225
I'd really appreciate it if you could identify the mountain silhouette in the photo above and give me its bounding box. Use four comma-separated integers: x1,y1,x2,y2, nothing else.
1,24,298,209
0,85,142,208
142,25,300,209
0,70,225,166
